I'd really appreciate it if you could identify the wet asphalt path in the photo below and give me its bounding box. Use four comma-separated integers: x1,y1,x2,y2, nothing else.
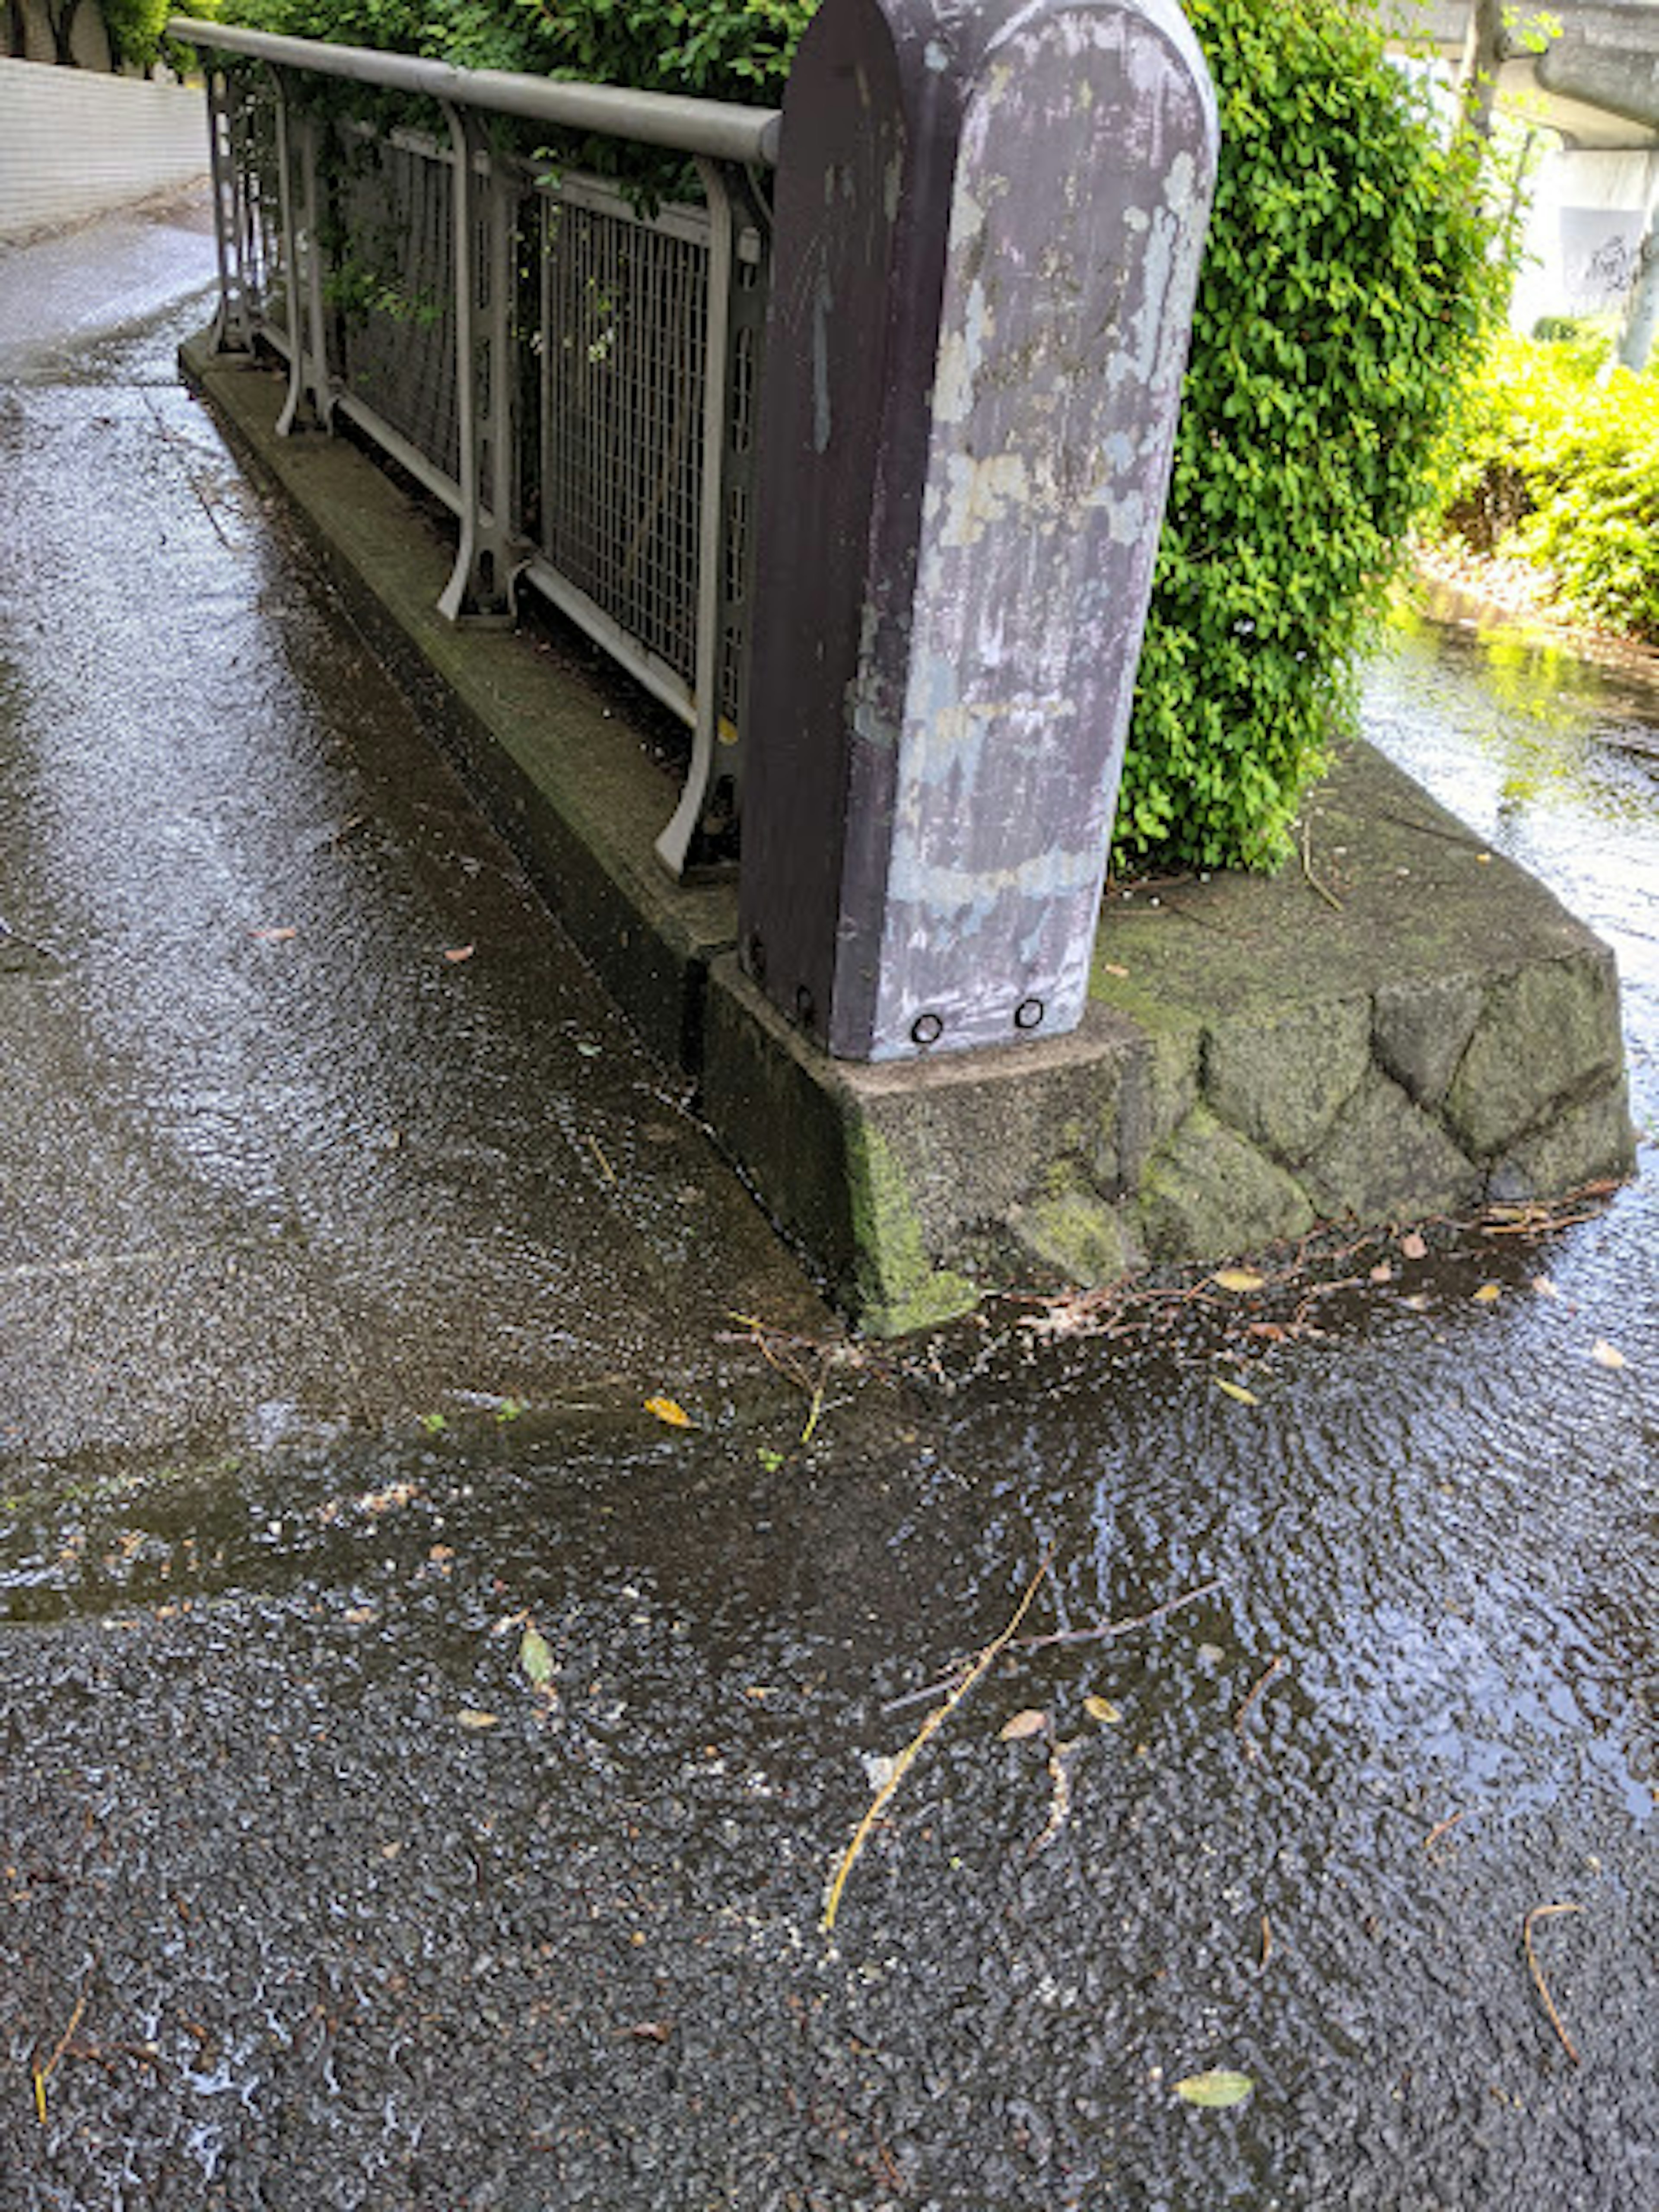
0,194,826,1475
0,198,1654,2210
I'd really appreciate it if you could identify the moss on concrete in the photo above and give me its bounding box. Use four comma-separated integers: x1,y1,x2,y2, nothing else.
1445,952,1624,1159
1297,1069,1482,1221
1137,1105,1317,1260
1487,1081,1637,1203
1204,997,1373,1163
844,1124,981,1334
1373,974,1486,1109
1009,1187,1133,1286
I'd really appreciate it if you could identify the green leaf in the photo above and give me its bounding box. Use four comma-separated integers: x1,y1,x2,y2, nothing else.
519,1626,556,1688
1174,2069,1255,2109
1214,1378,1260,1407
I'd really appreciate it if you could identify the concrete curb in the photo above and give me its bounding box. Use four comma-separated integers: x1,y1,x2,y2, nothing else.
182,334,1638,1333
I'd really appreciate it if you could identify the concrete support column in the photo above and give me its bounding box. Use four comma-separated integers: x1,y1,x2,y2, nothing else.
1615,166,1659,371
737,0,1217,1063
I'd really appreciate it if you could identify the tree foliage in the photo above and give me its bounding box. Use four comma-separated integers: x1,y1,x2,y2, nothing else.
218,0,1510,871
222,0,812,92
1119,0,1509,869
103,0,177,68
1439,327,1659,640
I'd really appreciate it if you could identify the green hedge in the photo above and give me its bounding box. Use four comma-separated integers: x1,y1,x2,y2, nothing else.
220,0,1507,871
1122,0,1505,868
1438,328,1659,640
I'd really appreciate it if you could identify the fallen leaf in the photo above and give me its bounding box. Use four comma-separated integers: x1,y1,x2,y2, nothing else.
1369,1262,1394,1284
357,1482,418,1513
1214,1378,1260,1406
1402,1293,1432,1313
1472,1283,1503,1304
457,1709,499,1730
1084,1695,1122,1724
645,1395,695,1428
519,1626,556,1688
1100,961,1130,979
629,2021,672,2044
1174,2069,1254,2109
1399,1231,1429,1261
999,1708,1049,1742
1212,1268,1266,1294
443,945,475,963
1590,1338,1627,1370
1532,1276,1563,1300
250,926,298,943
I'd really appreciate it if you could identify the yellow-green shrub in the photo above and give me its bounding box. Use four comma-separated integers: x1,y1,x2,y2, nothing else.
1440,329,1659,639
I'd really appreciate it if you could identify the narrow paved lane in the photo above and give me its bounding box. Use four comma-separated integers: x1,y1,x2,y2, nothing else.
0,193,826,1471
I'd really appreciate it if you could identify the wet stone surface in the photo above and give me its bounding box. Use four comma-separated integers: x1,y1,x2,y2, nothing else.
1,199,1656,2209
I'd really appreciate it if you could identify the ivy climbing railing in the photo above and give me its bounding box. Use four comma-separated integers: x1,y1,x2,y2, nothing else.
170,17,780,874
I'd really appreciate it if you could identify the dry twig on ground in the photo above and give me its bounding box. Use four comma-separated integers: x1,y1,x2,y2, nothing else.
32,1991,88,2123
822,1552,1054,1934
1234,1653,1287,1758
1523,1902,1583,2066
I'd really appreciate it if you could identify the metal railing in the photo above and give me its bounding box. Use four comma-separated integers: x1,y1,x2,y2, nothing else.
171,19,781,874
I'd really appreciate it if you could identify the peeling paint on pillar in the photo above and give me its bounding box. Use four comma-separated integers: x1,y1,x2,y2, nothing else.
739,0,1217,1062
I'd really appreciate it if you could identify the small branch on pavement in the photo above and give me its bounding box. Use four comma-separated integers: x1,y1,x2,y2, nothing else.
1234,1653,1287,1758
823,1551,1054,1934
32,1991,88,2123
1523,1903,1583,2066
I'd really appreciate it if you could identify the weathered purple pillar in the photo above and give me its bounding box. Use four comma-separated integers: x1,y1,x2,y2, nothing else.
737,0,1217,1061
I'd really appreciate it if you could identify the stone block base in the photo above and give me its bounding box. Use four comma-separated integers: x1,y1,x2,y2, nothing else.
184,336,1637,1335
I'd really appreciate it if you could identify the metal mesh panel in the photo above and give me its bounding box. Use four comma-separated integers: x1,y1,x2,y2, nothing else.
213,81,771,798
229,79,287,345
331,133,462,487
537,188,709,694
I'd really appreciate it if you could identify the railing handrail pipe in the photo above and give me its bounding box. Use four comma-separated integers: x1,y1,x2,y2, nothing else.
165,18,783,166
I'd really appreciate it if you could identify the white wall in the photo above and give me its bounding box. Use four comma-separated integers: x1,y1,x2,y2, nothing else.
1512,145,1659,330
0,58,207,241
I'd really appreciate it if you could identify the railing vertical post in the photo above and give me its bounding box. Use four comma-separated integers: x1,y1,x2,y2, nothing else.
737,0,1217,1061
270,73,334,433
437,106,517,623
483,156,520,587
656,159,739,874
206,69,256,355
